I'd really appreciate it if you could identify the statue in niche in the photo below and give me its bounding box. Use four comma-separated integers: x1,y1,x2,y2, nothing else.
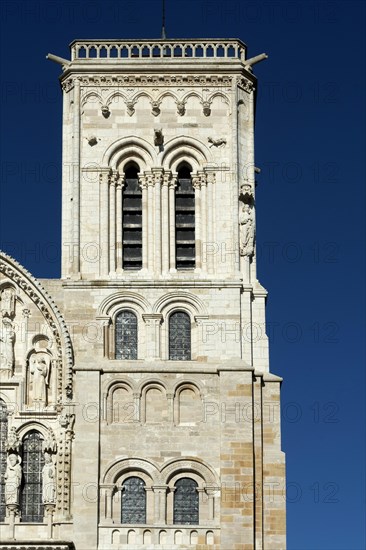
29,351,51,405
5,453,22,505
0,287,16,317
239,202,255,257
0,317,15,374
42,452,56,504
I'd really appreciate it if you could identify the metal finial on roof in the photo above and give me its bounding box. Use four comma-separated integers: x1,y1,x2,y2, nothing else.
161,0,167,39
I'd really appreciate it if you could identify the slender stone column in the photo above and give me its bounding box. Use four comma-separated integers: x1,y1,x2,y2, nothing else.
99,168,111,278
192,173,202,271
199,171,207,272
72,79,81,277
169,173,177,271
109,170,118,275
206,170,216,274
161,171,171,274
139,175,148,271
145,172,155,272
116,175,124,273
152,485,168,524
152,168,163,275
142,314,163,360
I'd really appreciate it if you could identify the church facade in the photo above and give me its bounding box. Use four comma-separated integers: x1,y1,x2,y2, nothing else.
0,39,286,549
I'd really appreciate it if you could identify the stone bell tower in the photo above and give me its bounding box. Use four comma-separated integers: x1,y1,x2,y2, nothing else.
0,38,287,550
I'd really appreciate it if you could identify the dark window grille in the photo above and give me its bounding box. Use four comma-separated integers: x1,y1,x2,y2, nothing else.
21,431,44,522
0,399,8,521
123,165,142,270
115,310,138,360
173,478,199,524
169,311,191,360
175,164,195,269
121,476,146,524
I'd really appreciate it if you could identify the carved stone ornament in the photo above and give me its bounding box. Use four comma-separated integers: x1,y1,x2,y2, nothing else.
239,203,255,257
151,101,161,116
87,135,98,146
6,427,20,454
239,183,254,203
43,428,57,453
5,453,22,505
176,100,186,116
202,101,211,117
101,105,110,118
126,99,137,116
154,129,164,146
0,317,15,375
208,137,226,148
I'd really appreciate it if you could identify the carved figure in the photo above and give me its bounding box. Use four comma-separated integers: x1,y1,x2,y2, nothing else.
0,317,15,373
87,135,98,146
0,287,16,317
29,351,51,404
5,454,22,505
239,203,255,257
101,105,110,118
154,129,164,146
59,411,75,430
42,452,56,504
151,101,161,116
126,100,136,116
202,101,211,116
176,101,186,116
208,137,227,148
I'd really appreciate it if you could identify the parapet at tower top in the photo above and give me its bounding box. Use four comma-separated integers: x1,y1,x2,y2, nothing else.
47,39,267,74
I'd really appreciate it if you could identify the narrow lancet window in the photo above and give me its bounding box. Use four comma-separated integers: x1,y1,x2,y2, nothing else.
175,163,195,269
121,476,146,524
123,163,142,270
21,431,44,523
169,311,191,360
115,310,138,360
173,478,199,524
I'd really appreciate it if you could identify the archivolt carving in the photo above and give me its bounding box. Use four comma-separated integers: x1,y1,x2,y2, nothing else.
103,457,160,485
161,136,212,171
98,291,151,318
0,252,73,399
153,291,208,316
159,458,218,486
102,136,157,169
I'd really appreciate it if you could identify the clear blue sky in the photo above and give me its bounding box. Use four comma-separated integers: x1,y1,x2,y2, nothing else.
0,1,365,548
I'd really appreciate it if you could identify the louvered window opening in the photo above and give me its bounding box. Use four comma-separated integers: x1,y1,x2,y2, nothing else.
175,166,195,269
21,431,44,522
169,311,191,360
123,166,142,270
0,399,8,521
173,478,199,524
115,311,138,360
121,476,146,524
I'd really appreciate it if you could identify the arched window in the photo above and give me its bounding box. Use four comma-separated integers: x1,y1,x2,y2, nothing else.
123,163,142,270
21,431,44,522
115,310,138,360
169,311,191,360
173,478,199,524
0,399,8,521
175,163,195,269
121,476,146,524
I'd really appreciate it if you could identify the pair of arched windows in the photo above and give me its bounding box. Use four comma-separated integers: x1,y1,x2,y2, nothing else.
115,310,191,360
0,402,45,524
122,163,195,270
121,476,198,525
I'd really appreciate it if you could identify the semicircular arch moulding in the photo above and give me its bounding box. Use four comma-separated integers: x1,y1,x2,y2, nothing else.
98,291,152,318
102,457,160,485
159,457,219,486
0,251,74,400
161,136,212,172
102,136,157,171
153,291,208,317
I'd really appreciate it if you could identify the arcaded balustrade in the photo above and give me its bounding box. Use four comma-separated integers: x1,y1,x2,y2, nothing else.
70,39,246,61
